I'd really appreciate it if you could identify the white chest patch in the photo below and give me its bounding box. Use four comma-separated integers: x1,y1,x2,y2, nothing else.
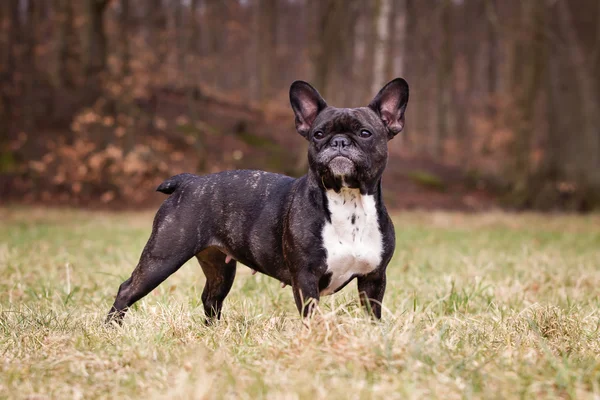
320,188,383,296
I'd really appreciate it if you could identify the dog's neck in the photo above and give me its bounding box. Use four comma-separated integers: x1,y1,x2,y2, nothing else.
305,168,382,196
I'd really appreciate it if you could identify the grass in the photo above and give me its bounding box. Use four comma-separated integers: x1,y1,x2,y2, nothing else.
1,207,600,399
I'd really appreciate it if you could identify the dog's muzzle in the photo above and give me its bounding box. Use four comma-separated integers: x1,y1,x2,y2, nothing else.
320,134,357,177
329,156,355,177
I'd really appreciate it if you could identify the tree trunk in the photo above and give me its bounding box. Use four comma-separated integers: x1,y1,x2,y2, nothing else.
508,0,545,205
1,0,21,139
434,0,453,158
23,0,37,131
3,0,21,76
25,0,37,67
372,0,391,94
257,0,278,102
119,0,131,78
173,0,184,76
142,0,166,89
351,3,367,104
485,0,498,119
555,0,600,191
534,20,562,208
55,0,75,88
204,0,227,90
311,0,357,104
389,0,406,78
362,1,378,98
0,1,10,155
330,0,358,105
249,0,260,100
403,0,421,148
183,0,204,170
454,0,479,152
189,0,200,54
312,0,343,99
83,0,109,85
0,3,4,76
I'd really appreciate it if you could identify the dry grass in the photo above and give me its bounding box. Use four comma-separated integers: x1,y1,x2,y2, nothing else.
1,207,600,399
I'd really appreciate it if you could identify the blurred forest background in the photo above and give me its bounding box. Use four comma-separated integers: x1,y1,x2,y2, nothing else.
0,0,599,210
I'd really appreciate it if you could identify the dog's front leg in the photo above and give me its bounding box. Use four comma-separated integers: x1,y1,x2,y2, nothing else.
291,270,320,318
357,270,386,319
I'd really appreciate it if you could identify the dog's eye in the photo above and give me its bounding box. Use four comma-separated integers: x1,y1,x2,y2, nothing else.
313,131,325,140
359,130,372,138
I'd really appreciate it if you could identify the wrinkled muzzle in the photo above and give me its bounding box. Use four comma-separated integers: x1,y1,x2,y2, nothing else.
328,155,355,177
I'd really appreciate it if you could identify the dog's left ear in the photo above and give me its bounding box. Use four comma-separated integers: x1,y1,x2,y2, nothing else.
289,81,328,138
368,78,409,139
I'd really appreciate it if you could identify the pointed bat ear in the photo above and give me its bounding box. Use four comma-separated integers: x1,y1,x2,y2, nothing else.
289,80,328,138
368,78,409,139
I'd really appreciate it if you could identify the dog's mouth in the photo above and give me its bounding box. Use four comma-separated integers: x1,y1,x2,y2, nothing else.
328,155,355,177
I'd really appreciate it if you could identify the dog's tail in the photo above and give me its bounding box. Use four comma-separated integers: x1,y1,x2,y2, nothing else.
156,173,196,195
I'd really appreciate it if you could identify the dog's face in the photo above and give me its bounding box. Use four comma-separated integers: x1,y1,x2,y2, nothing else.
290,79,409,193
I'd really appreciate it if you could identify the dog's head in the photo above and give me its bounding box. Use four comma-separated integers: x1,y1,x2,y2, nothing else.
290,79,408,193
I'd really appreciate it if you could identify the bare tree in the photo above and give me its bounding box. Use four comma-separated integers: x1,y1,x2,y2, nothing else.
508,0,545,204
485,0,499,119
55,0,76,88
389,0,406,79
119,0,131,78
312,0,341,99
555,0,600,191
257,0,278,102
372,0,392,94
434,0,453,158
83,0,110,84
454,0,481,153
188,0,200,52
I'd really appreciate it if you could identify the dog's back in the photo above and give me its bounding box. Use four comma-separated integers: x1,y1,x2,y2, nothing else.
155,170,296,274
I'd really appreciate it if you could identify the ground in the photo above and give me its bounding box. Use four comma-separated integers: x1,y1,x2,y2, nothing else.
1,208,599,399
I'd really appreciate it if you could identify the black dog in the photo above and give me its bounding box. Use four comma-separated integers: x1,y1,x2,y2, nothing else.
106,78,409,324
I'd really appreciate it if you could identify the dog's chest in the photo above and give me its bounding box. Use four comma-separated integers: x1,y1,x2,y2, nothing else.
320,189,383,296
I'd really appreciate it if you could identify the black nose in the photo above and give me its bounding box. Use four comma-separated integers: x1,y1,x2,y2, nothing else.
330,135,351,148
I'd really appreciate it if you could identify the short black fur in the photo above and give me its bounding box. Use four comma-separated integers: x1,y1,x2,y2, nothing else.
106,78,409,324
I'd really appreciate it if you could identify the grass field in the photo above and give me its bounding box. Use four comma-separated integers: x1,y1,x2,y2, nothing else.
1,207,600,399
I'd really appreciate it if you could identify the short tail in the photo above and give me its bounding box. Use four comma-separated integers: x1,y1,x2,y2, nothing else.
156,173,196,195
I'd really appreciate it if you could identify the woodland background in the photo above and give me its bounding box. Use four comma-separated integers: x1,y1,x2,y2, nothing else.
0,0,599,210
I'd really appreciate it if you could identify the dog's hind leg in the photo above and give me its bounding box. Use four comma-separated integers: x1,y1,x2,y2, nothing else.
106,205,202,325
106,253,195,325
196,247,237,323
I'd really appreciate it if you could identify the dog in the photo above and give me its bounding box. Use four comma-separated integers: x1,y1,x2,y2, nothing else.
106,78,409,324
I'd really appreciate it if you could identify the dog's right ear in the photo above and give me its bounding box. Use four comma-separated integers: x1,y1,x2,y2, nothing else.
289,81,327,138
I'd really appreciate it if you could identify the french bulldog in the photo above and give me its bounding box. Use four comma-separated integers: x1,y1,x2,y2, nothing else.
106,78,409,324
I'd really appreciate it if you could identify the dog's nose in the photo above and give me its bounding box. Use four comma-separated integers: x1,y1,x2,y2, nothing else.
330,135,351,149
